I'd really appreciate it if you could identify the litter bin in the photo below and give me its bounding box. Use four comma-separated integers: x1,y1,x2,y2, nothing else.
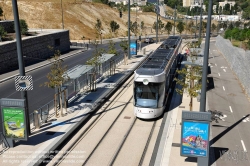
41,110,49,123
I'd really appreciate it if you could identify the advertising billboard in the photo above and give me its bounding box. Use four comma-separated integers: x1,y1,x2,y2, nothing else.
130,41,137,55
181,121,210,157
2,107,27,140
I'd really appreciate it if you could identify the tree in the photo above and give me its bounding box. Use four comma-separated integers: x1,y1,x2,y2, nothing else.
152,19,164,34
119,39,129,65
110,20,120,36
0,7,3,17
165,22,173,36
86,40,105,91
42,48,69,117
19,19,28,35
211,23,217,33
95,19,103,44
0,25,7,40
176,22,184,35
107,40,118,55
174,43,202,111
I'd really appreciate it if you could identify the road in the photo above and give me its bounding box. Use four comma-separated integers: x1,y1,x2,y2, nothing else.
207,41,250,165
0,41,149,131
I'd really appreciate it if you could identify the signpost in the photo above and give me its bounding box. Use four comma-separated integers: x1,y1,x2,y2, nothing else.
130,41,137,55
181,111,211,166
1,98,27,147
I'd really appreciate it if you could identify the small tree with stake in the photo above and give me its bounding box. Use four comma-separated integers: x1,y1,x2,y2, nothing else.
42,47,69,117
120,39,129,65
174,42,202,111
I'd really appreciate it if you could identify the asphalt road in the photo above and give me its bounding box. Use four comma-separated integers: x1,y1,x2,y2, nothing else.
0,41,149,130
207,41,250,165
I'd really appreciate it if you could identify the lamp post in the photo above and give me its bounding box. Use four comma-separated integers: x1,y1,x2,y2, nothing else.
61,0,64,29
198,0,203,39
11,0,31,136
128,0,131,59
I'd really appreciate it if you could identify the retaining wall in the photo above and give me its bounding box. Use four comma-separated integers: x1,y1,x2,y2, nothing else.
215,35,250,97
0,20,14,33
0,29,70,74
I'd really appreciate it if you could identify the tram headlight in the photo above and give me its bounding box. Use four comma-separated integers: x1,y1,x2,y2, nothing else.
143,79,149,85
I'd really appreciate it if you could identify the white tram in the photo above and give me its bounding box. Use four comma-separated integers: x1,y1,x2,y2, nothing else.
133,36,182,119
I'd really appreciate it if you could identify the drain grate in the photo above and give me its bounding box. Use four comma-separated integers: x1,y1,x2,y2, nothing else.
124,116,131,119
46,131,56,135
172,143,180,147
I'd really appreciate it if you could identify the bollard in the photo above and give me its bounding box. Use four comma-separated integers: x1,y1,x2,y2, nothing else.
143,48,146,55
34,110,41,129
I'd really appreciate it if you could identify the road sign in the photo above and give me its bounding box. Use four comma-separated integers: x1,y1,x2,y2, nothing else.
155,5,160,15
15,76,33,91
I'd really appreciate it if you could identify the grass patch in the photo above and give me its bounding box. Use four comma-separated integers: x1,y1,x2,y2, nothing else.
231,40,241,47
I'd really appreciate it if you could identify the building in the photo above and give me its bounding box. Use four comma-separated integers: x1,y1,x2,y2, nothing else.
219,0,235,11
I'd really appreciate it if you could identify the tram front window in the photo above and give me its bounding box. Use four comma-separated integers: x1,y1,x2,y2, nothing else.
134,82,163,108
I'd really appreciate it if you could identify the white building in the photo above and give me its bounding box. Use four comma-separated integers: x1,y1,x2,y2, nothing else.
219,0,235,11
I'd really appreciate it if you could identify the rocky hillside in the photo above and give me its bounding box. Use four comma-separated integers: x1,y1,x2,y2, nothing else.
0,0,172,40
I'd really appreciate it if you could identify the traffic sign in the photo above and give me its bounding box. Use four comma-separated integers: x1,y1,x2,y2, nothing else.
15,76,33,91
155,5,160,15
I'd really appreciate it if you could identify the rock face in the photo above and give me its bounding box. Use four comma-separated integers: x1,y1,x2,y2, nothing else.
0,1,167,40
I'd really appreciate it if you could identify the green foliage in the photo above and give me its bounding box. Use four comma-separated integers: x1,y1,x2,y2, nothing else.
43,47,69,89
141,5,154,12
110,20,120,33
0,25,7,39
0,6,3,17
107,40,118,55
165,22,173,35
95,19,103,34
152,19,164,33
120,39,128,52
176,22,184,35
126,21,138,35
86,40,105,67
211,23,217,32
19,19,28,35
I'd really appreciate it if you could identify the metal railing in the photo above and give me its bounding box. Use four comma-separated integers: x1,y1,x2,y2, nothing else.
30,54,125,129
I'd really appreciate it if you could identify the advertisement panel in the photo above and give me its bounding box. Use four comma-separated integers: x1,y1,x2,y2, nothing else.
2,107,27,140
130,42,137,55
181,121,209,157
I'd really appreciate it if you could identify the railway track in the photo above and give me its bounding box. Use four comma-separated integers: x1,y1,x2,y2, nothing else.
45,74,162,166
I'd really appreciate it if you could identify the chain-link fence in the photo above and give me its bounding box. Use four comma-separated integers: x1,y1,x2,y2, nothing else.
216,35,250,97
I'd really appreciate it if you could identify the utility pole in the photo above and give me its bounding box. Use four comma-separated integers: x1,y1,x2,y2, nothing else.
199,0,203,39
173,5,176,36
128,0,131,59
11,0,30,136
61,0,64,29
195,16,197,39
156,0,159,43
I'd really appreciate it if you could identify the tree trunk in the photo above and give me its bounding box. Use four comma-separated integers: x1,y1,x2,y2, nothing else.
59,87,63,116
124,52,128,65
54,93,59,117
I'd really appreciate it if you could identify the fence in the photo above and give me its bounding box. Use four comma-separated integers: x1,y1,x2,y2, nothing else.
30,53,125,129
215,35,250,97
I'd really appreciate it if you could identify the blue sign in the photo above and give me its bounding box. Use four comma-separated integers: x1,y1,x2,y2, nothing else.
130,42,137,55
181,121,209,157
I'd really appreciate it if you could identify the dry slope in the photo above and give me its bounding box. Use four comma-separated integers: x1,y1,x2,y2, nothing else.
0,0,170,40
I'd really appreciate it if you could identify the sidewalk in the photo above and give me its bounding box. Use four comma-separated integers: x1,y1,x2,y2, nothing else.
0,43,162,166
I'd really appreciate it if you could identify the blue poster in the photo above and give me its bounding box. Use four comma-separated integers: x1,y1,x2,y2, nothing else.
130,42,136,55
181,121,209,157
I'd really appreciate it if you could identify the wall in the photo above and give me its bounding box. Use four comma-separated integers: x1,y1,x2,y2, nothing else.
0,20,15,33
0,29,70,74
216,35,250,97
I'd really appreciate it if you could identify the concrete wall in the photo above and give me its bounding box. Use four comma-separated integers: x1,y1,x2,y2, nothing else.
0,20,15,33
0,29,70,74
216,35,250,97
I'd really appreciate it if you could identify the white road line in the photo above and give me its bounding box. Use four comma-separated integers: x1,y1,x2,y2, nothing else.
218,73,220,76
223,69,226,72
241,140,247,152
223,86,225,91
229,106,233,112
215,64,217,66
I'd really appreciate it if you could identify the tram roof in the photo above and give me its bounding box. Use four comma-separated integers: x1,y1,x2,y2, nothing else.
135,36,181,76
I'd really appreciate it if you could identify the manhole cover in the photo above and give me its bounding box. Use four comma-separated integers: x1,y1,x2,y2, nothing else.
46,131,56,135
124,116,131,119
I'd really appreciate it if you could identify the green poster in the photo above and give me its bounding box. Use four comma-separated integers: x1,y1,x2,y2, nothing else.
2,107,26,139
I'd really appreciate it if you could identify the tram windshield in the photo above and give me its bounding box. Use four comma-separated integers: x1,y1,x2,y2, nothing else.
134,81,164,108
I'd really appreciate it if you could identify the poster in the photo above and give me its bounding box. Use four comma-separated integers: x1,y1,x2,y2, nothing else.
130,42,137,55
181,121,209,157
2,107,26,139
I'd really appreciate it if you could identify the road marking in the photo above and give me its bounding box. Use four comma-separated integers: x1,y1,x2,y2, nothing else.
215,64,217,66
241,140,247,152
229,106,233,112
218,73,220,76
223,86,225,91
221,66,227,69
243,116,250,122
223,69,226,72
